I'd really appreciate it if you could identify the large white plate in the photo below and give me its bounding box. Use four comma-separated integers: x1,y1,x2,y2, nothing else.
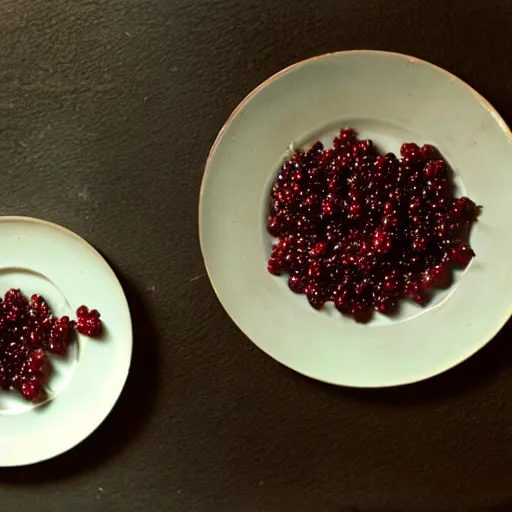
0,217,132,466
199,50,512,387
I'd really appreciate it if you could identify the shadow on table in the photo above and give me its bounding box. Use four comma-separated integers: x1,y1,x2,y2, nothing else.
0,265,159,482
298,316,512,406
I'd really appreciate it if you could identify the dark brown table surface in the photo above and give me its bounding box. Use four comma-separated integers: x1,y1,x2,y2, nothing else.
1,1,512,511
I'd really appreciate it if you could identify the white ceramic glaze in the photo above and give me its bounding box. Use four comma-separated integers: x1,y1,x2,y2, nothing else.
199,50,512,387
0,217,132,466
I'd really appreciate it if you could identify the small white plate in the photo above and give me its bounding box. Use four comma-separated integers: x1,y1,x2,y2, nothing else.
0,217,132,466
199,50,512,387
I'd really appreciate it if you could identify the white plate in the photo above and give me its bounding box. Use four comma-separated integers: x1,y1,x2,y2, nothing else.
0,217,132,466
199,50,512,387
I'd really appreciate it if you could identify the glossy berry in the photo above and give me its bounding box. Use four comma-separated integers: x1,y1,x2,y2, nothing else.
400,142,423,164
75,306,103,337
451,197,479,222
267,217,281,237
21,381,39,401
450,241,475,268
267,257,282,275
288,275,305,294
76,305,89,318
431,263,450,287
374,296,397,314
421,144,438,161
29,294,49,320
372,227,392,254
310,242,327,257
48,316,74,355
382,273,402,295
266,130,480,320
424,160,446,179
305,284,325,310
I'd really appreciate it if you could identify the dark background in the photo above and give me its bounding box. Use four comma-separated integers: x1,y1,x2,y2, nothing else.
0,0,511,511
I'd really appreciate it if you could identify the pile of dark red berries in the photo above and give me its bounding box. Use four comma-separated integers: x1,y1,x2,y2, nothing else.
0,289,102,401
267,129,480,322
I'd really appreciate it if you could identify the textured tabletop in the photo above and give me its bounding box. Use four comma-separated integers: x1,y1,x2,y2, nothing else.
0,1,511,511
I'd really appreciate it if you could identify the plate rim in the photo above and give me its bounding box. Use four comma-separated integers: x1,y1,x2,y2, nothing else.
0,215,133,466
199,49,512,388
